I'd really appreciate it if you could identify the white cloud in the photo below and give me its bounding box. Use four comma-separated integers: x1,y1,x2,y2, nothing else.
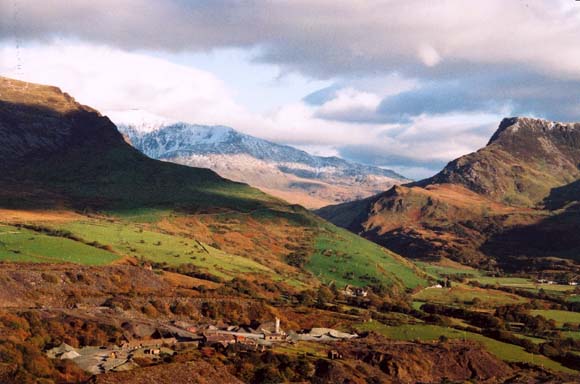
0,42,247,126
417,44,441,67
314,87,383,123
0,40,522,179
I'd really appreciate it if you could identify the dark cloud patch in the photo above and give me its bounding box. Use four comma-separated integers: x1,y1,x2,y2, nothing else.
372,69,580,124
302,84,341,106
377,81,498,123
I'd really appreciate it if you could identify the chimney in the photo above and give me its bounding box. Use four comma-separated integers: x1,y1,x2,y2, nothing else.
275,317,280,334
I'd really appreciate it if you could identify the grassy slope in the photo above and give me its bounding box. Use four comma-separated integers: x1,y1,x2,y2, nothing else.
59,221,272,279
530,310,580,326
356,322,575,373
0,77,427,293
307,224,427,289
0,224,118,265
413,285,526,307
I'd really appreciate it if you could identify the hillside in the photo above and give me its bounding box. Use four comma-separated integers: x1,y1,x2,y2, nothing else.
117,118,408,208
0,76,426,292
318,117,580,272
1,79,578,383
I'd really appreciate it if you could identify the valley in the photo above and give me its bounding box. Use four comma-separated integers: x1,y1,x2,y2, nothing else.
0,77,579,384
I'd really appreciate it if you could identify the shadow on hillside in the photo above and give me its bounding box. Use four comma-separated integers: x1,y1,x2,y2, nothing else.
0,100,280,215
544,177,580,210
481,204,580,272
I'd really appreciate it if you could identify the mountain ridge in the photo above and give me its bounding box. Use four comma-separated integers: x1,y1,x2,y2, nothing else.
318,116,580,272
117,119,409,208
0,75,426,293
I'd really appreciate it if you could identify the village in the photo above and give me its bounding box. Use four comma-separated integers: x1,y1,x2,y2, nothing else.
46,316,358,375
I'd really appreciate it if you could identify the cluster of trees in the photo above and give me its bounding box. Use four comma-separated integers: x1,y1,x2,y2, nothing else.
494,305,557,334
421,304,502,329
419,302,580,370
229,350,316,384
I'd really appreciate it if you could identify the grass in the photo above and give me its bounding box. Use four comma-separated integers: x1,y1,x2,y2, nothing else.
417,262,482,279
562,331,580,340
105,208,174,223
470,276,577,294
530,310,580,326
56,220,273,279
306,225,427,290
413,284,526,307
356,322,576,373
0,225,118,265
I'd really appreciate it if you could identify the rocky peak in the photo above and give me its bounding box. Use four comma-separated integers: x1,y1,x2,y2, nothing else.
488,117,580,154
0,77,124,164
415,117,580,207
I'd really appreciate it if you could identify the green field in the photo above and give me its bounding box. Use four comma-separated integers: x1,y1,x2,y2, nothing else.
562,331,580,340
356,322,575,373
57,221,272,279
0,225,118,265
306,225,427,289
470,276,576,294
530,310,580,326
413,285,526,307
416,262,482,279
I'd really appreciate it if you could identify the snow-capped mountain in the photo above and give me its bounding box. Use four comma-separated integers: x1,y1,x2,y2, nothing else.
115,117,409,208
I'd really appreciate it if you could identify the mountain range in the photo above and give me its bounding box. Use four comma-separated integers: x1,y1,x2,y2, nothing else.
1,77,579,382
318,117,580,273
116,116,408,209
0,76,425,292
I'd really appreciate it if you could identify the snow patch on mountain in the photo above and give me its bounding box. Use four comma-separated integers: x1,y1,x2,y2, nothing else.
114,118,409,207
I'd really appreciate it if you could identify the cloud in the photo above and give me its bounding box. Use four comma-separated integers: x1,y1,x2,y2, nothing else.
314,88,382,123
3,1,580,180
376,69,580,123
0,42,247,125
336,111,506,178
3,0,580,80
0,41,530,180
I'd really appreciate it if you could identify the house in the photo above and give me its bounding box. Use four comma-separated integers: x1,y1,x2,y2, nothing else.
144,348,160,355
202,332,236,348
258,317,283,334
342,285,369,297
120,338,177,350
328,350,343,360
506,322,525,332
264,333,286,341
258,317,288,342
60,350,81,360
232,337,266,352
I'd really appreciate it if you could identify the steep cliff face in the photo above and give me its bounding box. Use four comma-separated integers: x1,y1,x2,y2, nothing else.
318,117,580,271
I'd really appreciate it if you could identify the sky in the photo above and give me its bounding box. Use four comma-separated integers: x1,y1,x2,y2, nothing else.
1,0,580,179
